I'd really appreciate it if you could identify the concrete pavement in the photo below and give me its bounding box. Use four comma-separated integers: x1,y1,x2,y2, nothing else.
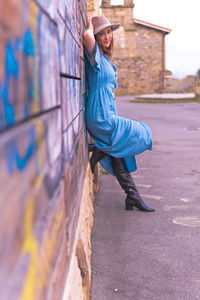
90,99,200,300
134,93,196,100
116,93,197,103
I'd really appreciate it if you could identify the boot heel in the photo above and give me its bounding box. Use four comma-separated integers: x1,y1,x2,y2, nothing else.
125,203,133,211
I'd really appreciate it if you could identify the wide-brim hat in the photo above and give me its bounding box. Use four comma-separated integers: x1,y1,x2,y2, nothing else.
92,15,120,35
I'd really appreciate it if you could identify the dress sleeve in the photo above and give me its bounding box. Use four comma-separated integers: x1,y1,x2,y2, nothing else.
84,41,101,72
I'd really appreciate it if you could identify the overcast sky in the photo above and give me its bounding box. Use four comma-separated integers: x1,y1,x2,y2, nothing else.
107,0,200,78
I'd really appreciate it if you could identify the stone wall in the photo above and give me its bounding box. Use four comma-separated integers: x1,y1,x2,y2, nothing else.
114,25,165,95
61,1,101,299
0,0,99,299
87,0,100,15
164,75,197,93
134,24,165,94
61,167,96,300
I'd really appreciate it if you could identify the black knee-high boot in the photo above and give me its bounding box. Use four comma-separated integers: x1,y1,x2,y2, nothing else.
112,157,155,212
90,146,107,173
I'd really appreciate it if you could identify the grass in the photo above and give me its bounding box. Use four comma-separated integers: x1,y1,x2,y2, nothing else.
100,170,109,175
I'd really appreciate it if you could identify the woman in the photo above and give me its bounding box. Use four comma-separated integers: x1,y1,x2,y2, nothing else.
83,15,155,212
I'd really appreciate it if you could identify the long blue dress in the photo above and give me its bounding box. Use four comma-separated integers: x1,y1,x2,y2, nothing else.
84,42,152,175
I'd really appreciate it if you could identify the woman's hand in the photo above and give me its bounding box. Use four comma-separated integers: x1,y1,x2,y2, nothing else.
86,16,94,31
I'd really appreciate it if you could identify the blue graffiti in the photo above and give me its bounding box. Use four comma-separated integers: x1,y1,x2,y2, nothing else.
6,128,36,173
0,29,34,129
24,30,34,56
0,30,37,173
2,42,18,127
23,30,35,117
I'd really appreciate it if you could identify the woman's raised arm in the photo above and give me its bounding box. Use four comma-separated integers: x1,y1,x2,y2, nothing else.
83,17,96,64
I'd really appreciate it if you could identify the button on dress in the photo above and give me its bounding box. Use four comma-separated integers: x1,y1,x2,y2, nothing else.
84,42,152,175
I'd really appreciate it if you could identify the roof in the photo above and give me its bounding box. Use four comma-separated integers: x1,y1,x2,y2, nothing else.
134,18,172,34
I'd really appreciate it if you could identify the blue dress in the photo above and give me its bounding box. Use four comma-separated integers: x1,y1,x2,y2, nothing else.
84,42,152,175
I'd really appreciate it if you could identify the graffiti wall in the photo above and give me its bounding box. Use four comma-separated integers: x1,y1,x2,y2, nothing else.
0,0,88,299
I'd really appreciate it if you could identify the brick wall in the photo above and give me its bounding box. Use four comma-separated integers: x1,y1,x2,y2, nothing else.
0,0,97,299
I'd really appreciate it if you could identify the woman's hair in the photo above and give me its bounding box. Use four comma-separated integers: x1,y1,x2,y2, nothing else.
95,35,114,59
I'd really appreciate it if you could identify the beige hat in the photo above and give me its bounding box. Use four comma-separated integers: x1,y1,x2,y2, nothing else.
92,15,120,35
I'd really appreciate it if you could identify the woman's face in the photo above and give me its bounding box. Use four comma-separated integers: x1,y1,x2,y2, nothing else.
96,26,113,48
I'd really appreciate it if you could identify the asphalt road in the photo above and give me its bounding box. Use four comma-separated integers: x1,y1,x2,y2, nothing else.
91,99,200,300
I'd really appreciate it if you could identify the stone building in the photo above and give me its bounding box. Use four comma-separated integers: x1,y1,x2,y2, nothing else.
101,0,171,95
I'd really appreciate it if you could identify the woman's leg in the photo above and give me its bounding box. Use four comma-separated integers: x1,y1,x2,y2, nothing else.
89,145,107,173
112,157,155,212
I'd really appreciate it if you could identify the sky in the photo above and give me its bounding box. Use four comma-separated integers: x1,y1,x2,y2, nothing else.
103,0,200,78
